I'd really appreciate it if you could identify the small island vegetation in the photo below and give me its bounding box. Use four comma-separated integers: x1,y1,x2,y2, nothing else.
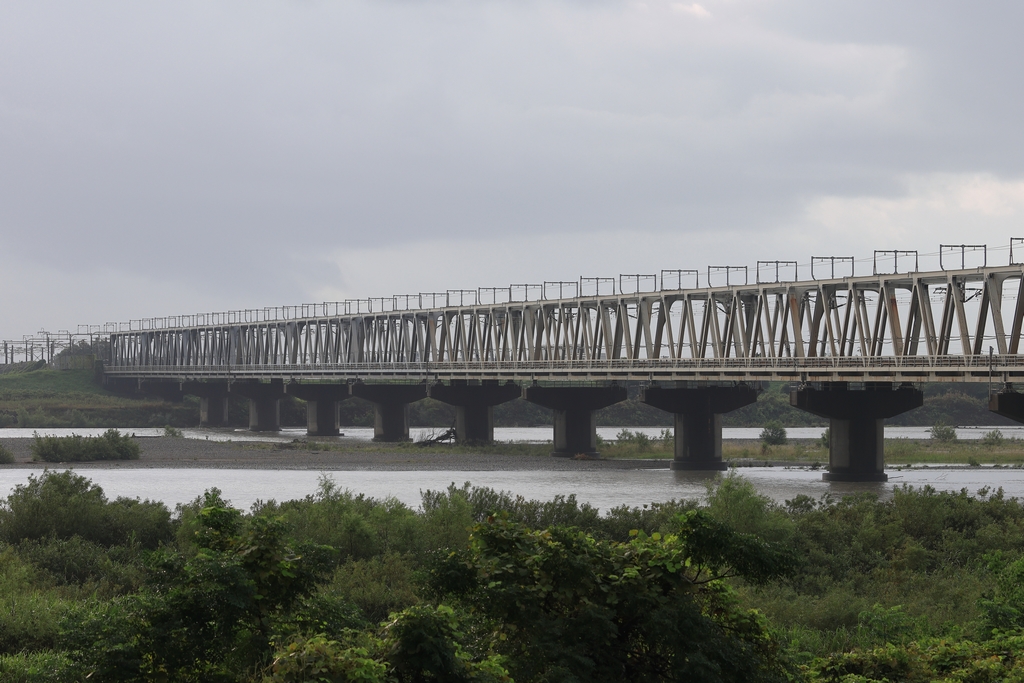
30,430,140,463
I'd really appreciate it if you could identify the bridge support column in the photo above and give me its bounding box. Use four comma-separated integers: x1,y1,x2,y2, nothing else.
427,381,521,443
791,383,923,482
200,396,230,427
990,392,1024,423
231,380,285,432
285,383,351,436
523,385,627,458
350,383,427,442
183,382,231,427
641,384,759,470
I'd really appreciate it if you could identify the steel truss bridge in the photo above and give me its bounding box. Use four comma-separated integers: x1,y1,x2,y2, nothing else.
104,263,1024,385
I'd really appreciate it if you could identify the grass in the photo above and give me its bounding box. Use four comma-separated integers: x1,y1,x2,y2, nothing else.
0,368,196,428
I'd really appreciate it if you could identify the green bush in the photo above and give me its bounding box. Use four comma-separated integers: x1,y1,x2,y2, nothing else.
162,425,183,438
31,429,140,462
760,420,788,446
0,443,14,464
982,429,1004,446
929,422,957,442
0,650,79,683
0,470,173,548
323,553,420,624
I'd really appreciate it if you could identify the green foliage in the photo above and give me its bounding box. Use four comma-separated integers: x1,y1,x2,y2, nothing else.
382,604,511,683
163,425,183,437
819,427,830,449
0,443,14,464
16,536,145,595
63,494,332,682
929,421,958,442
269,477,422,560
760,420,788,446
264,633,387,682
323,553,420,624
0,470,172,548
804,632,1024,682
7,470,1024,681
983,429,1005,446
0,650,79,683
431,513,793,683
0,548,72,655
978,552,1024,631
31,429,140,462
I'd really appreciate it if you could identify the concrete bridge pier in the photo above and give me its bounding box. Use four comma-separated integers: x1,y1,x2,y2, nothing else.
791,383,923,482
641,384,760,471
231,380,285,432
523,385,627,458
182,382,230,427
200,396,230,427
351,383,427,442
989,392,1024,423
427,381,521,443
286,383,350,436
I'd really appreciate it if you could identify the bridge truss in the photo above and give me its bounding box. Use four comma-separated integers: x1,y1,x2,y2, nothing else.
104,264,1024,384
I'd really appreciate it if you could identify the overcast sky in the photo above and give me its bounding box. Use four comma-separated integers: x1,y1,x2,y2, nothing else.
2,0,1023,339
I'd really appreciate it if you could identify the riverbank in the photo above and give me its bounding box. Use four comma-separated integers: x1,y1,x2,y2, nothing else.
0,436,671,470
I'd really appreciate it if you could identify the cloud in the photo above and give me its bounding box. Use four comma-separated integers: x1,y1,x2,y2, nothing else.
671,3,711,18
1,0,1023,337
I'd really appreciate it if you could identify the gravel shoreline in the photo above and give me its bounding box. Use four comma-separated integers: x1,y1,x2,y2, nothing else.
0,436,672,471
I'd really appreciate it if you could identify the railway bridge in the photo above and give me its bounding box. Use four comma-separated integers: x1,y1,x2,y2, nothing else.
97,247,1024,481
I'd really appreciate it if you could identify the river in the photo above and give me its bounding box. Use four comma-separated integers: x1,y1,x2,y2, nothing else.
2,424,1021,512
0,464,1018,513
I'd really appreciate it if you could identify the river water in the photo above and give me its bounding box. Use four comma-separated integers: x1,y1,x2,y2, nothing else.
2,425,1022,512
0,465,1018,514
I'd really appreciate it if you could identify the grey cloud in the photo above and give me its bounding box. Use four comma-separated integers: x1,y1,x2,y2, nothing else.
1,0,1022,334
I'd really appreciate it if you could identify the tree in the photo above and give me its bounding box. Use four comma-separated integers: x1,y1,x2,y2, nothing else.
759,421,787,447
62,493,332,682
430,511,794,683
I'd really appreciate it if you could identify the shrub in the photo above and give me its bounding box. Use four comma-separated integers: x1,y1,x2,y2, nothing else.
162,425,183,438
31,430,140,462
819,427,830,449
0,471,173,548
982,429,1004,447
929,422,958,442
0,650,79,683
323,553,420,623
615,428,636,442
760,420,788,446
0,444,14,464
634,431,651,452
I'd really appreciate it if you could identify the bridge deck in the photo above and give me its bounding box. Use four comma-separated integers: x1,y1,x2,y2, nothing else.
101,355,1024,384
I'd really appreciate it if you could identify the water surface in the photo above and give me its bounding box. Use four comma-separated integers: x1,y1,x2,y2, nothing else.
0,466,1017,513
